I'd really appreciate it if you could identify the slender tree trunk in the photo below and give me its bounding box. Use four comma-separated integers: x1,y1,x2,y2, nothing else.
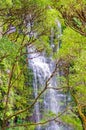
78,106,86,130
71,93,86,130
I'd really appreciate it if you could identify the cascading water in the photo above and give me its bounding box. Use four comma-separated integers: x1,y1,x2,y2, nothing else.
27,20,72,130
28,47,60,130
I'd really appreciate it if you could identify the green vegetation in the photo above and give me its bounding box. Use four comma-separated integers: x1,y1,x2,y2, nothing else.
58,27,86,129
0,0,86,130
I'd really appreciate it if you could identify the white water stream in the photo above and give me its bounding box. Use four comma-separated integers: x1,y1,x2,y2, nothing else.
28,47,60,130
27,20,73,130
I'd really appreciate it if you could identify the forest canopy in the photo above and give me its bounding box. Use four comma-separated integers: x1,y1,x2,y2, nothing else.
0,0,86,130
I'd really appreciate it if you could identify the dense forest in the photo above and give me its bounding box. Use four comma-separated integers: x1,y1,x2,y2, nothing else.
0,0,86,130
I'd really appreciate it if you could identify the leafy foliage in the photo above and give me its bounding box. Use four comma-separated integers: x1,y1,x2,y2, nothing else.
58,27,86,129
0,0,86,130
61,111,83,130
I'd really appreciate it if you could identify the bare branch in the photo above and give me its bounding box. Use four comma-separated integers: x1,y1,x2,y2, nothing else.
4,108,68,129
4,60,59,123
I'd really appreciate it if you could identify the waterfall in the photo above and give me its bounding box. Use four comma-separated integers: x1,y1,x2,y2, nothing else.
27,20,72,130
28,47,60,130
27,20,62,130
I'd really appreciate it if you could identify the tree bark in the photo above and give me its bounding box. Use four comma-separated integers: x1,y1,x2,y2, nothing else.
78,106,86,130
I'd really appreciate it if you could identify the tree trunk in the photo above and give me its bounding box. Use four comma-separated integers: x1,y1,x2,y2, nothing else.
78,106,86,130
